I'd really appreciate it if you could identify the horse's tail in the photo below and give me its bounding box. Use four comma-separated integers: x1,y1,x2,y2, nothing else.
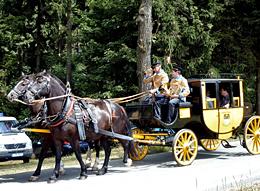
128,140,138,158
125,117,138,158
116,103,137,157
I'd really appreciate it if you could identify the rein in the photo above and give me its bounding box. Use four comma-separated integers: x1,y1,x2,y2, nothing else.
108,91,149,103
13,99,35,105
14,91,149,106
31,94,71,104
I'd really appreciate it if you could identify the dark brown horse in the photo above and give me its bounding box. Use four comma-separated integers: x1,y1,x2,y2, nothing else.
7,74,67,181
7,74,102,181
21,71,135,181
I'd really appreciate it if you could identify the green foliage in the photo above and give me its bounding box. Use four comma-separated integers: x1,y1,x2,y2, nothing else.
152,0,223,76
0,0,259,117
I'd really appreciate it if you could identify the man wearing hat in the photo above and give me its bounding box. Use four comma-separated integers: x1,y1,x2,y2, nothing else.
164,65,190,123
143,61,169,120
143,61,169,91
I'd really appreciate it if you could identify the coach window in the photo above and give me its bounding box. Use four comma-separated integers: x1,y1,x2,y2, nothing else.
206,83,216,109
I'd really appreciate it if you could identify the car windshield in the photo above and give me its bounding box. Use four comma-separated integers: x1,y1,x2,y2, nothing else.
0,121,15,133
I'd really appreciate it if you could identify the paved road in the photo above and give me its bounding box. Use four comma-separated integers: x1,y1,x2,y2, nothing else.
1,140,260,191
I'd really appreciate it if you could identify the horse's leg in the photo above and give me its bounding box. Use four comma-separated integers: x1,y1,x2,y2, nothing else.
85,148,92,168
29,135,52,182
50,142,65,175
70,139,88,180
92,140,100,171
97,140,111,175
48,140,63,183
120,140,132,167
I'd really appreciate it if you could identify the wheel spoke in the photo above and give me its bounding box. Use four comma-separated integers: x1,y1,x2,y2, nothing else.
247,127,254,135
257,119,260,129
187,139,196,147
250,122,256,132
177,139,184,146
175,149,183,156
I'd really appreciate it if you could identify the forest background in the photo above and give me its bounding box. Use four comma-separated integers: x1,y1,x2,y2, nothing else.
0,0,260,119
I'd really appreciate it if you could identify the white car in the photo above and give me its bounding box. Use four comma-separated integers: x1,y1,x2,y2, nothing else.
0,116,33,163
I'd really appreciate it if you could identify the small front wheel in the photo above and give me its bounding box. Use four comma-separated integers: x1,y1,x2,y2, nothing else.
200,139,221,151
172,129,198,166
129,128,149,161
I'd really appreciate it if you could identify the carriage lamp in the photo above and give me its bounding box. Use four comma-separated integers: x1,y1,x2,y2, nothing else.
223,113,231,126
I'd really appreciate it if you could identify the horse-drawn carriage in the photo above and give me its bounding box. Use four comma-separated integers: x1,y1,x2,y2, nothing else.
7,72,260,182
126,76,260,166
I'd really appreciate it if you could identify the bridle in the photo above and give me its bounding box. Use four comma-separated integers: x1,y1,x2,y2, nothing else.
8,77,34,100
26,75,51,100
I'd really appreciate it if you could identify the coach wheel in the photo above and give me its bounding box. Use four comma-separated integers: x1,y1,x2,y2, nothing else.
129,128,149,161
244,116,260,154
172,129,198,166
200,139,221,151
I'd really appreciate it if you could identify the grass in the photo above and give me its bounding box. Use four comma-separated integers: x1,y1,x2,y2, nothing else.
0,145,169,176
228,182,260,191
0,145,125,176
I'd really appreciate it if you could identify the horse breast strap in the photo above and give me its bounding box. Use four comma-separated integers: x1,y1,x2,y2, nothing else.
48,96,75,128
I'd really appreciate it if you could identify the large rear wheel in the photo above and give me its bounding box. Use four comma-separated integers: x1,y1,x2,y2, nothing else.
129,128,149,161
244,116,260,154
200,139,221,151
172,129,198,166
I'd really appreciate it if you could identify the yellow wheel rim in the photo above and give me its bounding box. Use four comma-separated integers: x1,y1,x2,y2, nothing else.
172,129,198,166
244,116,260,154
200,139,221,151
129,128,149,161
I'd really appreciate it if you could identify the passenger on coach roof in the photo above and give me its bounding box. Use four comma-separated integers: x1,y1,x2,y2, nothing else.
155,64,190,123
143,61,169,103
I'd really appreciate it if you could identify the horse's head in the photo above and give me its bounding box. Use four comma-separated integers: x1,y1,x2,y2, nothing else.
7,73,35,102
23,71,52,103
24,70,66,104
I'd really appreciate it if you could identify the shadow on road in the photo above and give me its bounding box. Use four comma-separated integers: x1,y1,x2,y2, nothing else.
0,145,252,184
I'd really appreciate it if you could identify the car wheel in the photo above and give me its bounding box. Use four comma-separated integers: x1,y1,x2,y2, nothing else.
23,157,30,163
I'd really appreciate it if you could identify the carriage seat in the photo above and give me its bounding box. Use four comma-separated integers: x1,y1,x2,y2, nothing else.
179,102,192,108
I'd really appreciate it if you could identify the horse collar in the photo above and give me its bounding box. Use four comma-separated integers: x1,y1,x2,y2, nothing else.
48,96,75,127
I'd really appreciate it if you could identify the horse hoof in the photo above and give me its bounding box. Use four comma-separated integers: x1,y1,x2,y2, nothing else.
96,169,107,176
47,178,57,184
79,175,88,180
28,176,39,182
96,171,104,176
92,166,99,171
59,168,65,176
124,159,132,167
47,176,58,184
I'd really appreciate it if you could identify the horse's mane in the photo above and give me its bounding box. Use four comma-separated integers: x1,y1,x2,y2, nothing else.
49,73,66,90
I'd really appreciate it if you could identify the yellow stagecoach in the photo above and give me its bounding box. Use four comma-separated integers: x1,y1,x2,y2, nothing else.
126,76,259,166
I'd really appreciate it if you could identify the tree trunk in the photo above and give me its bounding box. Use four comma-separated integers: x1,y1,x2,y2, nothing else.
256,60,260,114
35,0,45,72
66,0,72,84
136,0,152,92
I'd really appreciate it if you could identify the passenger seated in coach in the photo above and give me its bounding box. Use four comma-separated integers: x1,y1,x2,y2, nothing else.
219,87,230,108
206,90,214,109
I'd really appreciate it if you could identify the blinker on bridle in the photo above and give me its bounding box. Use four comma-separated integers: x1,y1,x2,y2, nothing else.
27,76,51,99
10,79,32,98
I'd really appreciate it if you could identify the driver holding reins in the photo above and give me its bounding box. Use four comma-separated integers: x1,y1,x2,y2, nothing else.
143,61,169,120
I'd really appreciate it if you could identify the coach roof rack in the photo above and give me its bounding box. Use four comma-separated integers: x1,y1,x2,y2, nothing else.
188,73,243,79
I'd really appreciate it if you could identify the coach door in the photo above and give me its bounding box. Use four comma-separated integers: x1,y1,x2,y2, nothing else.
202,81,219,134
217,81,244,139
